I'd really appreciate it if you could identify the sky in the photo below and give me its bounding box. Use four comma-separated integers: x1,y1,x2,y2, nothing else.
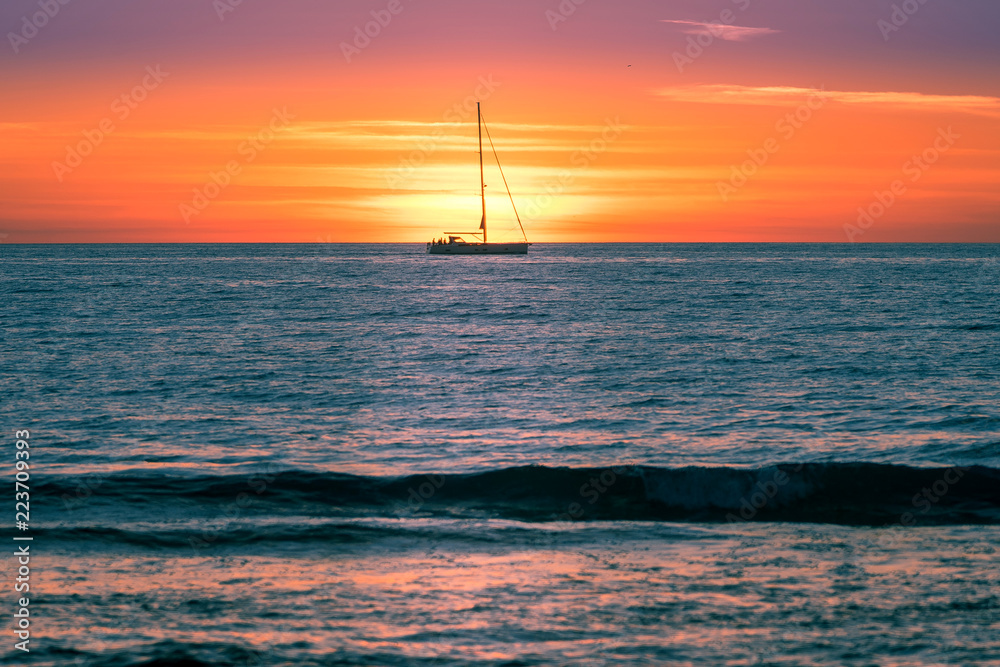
1,0,998,243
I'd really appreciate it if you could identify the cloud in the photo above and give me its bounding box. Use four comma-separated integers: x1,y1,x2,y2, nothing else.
660,20,780,41
655,85,1000,116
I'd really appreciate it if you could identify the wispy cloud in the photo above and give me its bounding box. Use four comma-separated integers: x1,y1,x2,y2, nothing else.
655,85,1000,116
660,20,780,41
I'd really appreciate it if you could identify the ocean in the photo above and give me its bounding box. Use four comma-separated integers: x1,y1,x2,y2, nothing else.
2,243,999,666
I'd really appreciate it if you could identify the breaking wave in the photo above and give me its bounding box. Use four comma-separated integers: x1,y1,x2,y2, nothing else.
40,463,1000,536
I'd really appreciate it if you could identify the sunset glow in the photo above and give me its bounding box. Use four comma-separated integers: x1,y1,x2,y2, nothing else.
2,0,997,242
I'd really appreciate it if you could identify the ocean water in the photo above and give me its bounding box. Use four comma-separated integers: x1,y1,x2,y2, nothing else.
2,243,999,666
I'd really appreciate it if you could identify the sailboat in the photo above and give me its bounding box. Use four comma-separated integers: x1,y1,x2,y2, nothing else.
427,103,531,255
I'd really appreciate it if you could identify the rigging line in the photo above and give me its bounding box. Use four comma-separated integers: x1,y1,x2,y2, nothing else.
480,113,528,243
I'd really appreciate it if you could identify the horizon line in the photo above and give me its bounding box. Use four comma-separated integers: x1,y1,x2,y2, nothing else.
2,241,998,246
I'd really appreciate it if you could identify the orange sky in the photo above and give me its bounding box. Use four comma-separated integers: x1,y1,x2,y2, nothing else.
1,0,998,242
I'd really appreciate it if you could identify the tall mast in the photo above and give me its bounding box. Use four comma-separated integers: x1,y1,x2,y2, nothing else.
478,102,486,244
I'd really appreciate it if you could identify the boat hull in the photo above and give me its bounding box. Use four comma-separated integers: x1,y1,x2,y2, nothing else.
427,242,529,255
